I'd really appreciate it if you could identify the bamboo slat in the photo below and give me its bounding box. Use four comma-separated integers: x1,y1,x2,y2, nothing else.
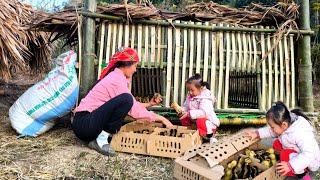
237,30,242,71
130,24,136,48
224,24,231,108
252,31,257,72
247,33,252,72
137,24,142,64
189,22,195,77
231,31,236,70
284,36,290,106
117,23,123,49
105,23,112,63
290,35,295,107
274,36,279,102
124,23,129,47
144,25,149,67
260,30,266,110
279,38,284,101
203,22,209,81
242,32,248,71
180,21,188,105
173,21,181,103
98,23,106,78
156,26,161,67
217,23,224,109
111,23,117,55
77,15,83,104
196,22,202,74
160,24,165,69
150,25,156,65
211,24,217,102
165,26,173,107
266,30,272,108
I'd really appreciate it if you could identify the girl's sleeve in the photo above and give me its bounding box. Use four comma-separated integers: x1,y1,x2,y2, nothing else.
189,98,212,119
257,126,276,138
182,99,188,112
289,132,320,174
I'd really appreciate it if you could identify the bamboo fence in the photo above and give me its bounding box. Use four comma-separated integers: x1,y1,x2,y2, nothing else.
96,21,297,111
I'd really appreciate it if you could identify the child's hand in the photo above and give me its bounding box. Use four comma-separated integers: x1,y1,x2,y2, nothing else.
179,112,189,120
242,129,259,140
149,93,162,106
276,161,291,176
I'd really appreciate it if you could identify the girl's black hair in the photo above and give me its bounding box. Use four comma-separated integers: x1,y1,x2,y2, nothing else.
266,101,310,126
186,73,210,90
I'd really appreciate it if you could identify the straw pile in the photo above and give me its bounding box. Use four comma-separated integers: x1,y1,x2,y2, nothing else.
0,0,53,81
185,2,299,27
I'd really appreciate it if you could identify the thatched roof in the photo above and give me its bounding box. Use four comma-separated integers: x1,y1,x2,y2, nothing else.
0,0,53,81
28,1,299,44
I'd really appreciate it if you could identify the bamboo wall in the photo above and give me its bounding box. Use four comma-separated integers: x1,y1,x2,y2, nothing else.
96,21,296,111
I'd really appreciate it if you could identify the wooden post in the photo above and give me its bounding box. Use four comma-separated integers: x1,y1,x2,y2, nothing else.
80,0,96,98
298,0,314,112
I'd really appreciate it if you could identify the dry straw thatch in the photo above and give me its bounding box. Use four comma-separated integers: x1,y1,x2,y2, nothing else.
28,1,300,42
0,0,53,81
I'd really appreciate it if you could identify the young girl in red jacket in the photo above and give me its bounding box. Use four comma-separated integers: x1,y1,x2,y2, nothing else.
179,74,220,144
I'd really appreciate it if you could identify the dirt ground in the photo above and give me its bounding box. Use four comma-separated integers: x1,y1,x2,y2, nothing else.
0,80,319,179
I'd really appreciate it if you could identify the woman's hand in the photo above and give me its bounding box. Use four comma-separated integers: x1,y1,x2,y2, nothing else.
155,114,174,128
242,129,259,140
276,162,291,176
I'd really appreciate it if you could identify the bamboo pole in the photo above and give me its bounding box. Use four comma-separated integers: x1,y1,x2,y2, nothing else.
180,21,188,105
156,26,161,67
298,0,314,112
76,13,82,105
124,23,129,47
284,36,290,106
98,22,106,78
151,25,156,66
224,24,231,108
279,38,284,101
173,20,181,103
266,30,272,108
217,23,224,109
203,22,209,81
231,30,236,70
144,25,149,67
189,22,195,77
80,0,96,98
290,35,296,107
130,24,136,48
111,23,117,55
137,24,142,64
242,32,248,71
117,23,123,49
80,12,314,35
196,22,202,74
211,24,217,103
260,29,266,110
105,23,112,63
274,36,279,102
165,26,173,107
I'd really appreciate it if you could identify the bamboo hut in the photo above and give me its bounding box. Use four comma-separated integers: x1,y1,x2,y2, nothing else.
28,1,315,113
